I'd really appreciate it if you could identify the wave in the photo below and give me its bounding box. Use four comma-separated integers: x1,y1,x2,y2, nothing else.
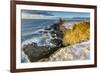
22,25,52,37
22,37,40,48
22,26,45,36
21,51,30,63
21,34,54,48
21,24,56,48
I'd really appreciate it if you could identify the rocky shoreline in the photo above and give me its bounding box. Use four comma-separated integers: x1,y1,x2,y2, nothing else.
22,18,65,62
22,19,90,63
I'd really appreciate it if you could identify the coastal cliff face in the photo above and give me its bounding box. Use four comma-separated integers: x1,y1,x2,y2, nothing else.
63,21,90,46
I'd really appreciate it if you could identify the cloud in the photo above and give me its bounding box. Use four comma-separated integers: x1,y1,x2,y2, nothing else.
22,10,54,16
21,12,59,19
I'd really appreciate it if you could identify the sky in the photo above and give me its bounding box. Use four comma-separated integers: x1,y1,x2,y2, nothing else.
21,9,90,19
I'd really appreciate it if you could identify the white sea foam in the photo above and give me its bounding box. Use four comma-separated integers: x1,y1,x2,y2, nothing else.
21,34,53,48
22,28,44,37
22,37,40,48
21,51,30,63
33,28,45,34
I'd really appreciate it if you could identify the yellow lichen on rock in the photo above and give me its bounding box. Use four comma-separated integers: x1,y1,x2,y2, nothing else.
63,21,90,46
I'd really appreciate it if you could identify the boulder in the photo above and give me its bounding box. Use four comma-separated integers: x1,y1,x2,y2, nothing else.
23,44,60,62
23,45,50,62
38,40,90,62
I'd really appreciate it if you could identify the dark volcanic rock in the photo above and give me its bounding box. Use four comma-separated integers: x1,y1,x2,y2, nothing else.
55,31,63,39
50,39,63,48
23,44,60,62
50,23,60,31
50,18,64,31
23,45,50,62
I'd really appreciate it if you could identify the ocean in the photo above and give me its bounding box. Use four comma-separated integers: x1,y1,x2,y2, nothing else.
21,19,57,41
21,19,59,47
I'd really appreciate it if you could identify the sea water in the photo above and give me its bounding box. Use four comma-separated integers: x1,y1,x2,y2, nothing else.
21,19,58,47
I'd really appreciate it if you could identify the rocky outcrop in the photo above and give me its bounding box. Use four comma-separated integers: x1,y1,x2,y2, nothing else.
23,40,64,62
38,41,90,62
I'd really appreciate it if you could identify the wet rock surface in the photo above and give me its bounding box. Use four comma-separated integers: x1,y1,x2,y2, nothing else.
23,42,62,62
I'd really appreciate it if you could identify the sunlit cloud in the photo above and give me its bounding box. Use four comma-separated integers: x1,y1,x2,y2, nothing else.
21,12,60,19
